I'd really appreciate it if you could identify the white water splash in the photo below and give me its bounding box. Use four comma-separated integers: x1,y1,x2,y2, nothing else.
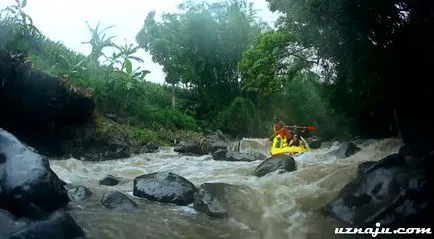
50,138,402,239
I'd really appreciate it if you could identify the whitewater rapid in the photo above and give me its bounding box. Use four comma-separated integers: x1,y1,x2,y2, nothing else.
49,138,402,239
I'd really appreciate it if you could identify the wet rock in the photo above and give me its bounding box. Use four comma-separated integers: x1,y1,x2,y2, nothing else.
212,149,266,162
193,183,230,218
209,141,228,154
307,136,321,149
67,186,92,202
200,131,229,154
193,183,263,229
253,154,296,177
140,142,159,153
174,141,204,155
0,128,69,219
99,174,121,186
0,209,29,238
101,191,138,211
325,142,361,159
325,152,430,228
8,210,85,239
211,149,227,161
133,172,196,205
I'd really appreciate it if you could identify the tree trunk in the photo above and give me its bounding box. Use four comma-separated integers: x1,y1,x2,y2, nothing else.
171,84,176,110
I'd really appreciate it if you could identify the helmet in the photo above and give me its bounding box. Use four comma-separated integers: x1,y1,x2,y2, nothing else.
274,116,279,121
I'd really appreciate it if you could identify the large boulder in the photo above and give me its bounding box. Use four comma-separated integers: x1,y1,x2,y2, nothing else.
200,130,229,154
174,130,230,155
0,128,69,219
325,149,430,228
253,154,296,177
212,149,266,162
133,172,197,205
174,141,204,155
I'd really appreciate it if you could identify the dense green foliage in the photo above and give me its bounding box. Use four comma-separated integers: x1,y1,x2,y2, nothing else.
265,0,433,138
3,0,426,141
136,0,266,122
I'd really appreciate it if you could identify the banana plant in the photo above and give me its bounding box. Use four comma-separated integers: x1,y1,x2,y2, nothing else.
122,59,150,81
103,52,123,67
57,54,89,78
115,39,144,68
116,58,151,111
2,0,41,36
82,21,116,65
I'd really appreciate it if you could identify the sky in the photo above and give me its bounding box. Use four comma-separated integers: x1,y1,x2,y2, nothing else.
0,0,279,84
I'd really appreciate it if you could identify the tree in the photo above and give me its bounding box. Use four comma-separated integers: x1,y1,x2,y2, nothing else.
239,30,321,105
136,0,266,120
266,0,434,137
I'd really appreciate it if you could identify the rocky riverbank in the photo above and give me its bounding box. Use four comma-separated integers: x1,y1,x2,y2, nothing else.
0,49,200,161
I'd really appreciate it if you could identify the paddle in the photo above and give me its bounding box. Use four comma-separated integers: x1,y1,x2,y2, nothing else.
285,125,317,131
268,125,317,141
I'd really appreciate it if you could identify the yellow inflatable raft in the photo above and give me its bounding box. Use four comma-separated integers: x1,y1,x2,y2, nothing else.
270,134,310,156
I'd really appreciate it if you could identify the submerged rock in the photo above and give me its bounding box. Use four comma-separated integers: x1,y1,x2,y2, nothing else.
307,136,322,149
193,183,263,230
325,142,361,159
253,154,296,177
7,210,85,239
99,174,122,186
212,149,266,162
101,191,137,211
133,172,197,205
193,183,231,218
0,128,69,219
67,186,92,203
325,150,431,228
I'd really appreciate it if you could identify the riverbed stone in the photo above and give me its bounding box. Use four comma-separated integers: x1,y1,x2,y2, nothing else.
67,186,92,203
133,172,197,205
101,191,137,211
212,149,266,162
99,174,121,186
253,154,296,177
